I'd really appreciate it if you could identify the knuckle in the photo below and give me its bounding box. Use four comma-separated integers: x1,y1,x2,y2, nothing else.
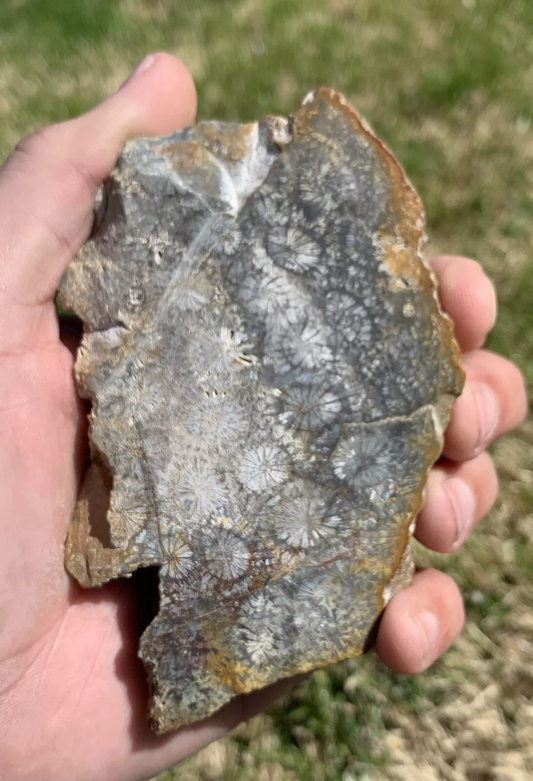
11,123,97,204
14,123,64,159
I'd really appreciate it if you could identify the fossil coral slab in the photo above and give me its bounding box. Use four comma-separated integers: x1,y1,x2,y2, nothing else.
60,88,464,734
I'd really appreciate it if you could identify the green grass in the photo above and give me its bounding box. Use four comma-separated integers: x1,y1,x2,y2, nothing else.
1,1,532,778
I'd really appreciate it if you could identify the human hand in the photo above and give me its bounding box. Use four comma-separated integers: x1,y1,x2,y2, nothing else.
0,53,527,781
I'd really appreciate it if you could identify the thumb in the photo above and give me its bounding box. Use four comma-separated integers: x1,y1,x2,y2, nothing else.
0,52,196,314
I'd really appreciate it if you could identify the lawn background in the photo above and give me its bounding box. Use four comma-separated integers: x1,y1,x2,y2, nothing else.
1,1,532,779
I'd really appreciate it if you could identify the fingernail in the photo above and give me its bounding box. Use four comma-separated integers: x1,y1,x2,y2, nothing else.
120,54,156,89
471,381,499,453
414,610,440,669
445,476,476,547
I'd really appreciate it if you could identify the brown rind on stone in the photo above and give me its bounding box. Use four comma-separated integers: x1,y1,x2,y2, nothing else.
161,122,260,166
296,87,464,392
60,88,464,733
65,460,133,587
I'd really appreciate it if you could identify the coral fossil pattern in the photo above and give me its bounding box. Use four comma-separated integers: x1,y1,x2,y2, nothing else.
59,89,464,733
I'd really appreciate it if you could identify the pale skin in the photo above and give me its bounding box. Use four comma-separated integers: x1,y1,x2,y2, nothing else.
0,54,527,781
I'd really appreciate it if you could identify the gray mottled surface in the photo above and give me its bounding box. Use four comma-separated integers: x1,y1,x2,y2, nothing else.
60,88,464,733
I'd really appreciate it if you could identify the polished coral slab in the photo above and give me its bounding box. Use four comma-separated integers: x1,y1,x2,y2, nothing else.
60,89,464,733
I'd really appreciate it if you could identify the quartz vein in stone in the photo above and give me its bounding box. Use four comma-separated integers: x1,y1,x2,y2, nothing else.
59,88,464,734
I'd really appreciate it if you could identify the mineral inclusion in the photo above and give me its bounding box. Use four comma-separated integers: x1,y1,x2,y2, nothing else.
59,88,464,733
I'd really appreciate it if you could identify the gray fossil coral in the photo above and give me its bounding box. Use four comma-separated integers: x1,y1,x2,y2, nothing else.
59,88,464,734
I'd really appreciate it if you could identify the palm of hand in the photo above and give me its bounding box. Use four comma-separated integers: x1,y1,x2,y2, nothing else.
0,55,527,781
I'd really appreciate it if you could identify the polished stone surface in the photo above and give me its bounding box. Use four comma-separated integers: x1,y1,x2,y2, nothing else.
60,88,464,733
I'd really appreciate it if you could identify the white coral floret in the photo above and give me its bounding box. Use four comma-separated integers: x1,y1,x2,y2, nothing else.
268,225,322,273
175,461,227,515
160,534,195,579
238,445,289,492
278,384,342,430
205,527,250,580
332,431,395,488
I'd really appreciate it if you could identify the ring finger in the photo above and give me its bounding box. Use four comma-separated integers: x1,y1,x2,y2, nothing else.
416,451,498,553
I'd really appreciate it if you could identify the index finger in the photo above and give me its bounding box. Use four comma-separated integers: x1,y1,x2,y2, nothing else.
430,255,497,353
